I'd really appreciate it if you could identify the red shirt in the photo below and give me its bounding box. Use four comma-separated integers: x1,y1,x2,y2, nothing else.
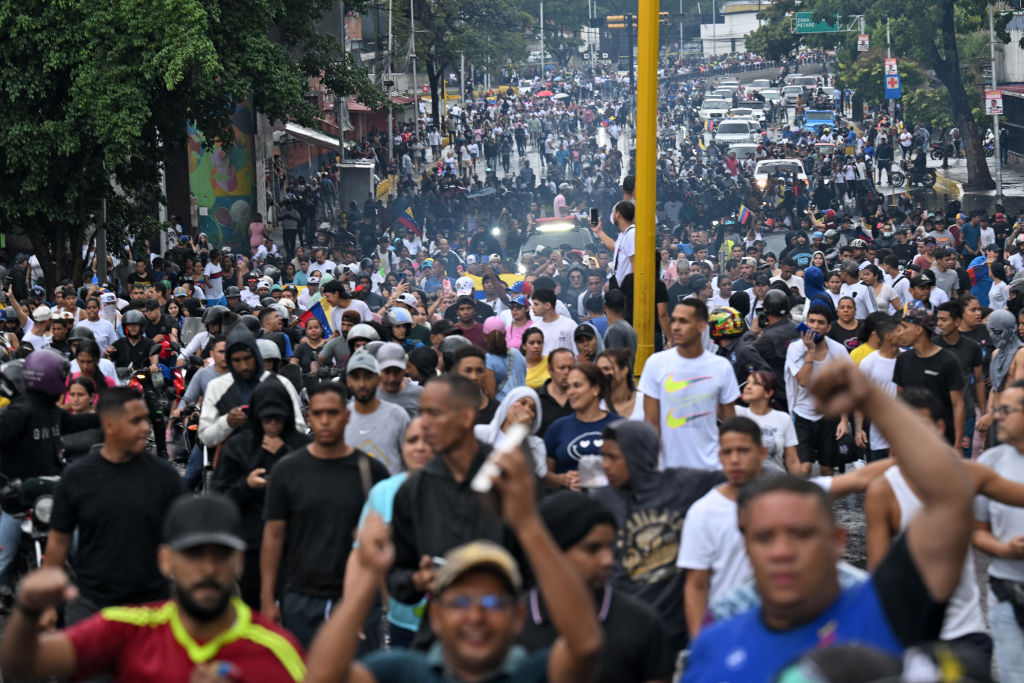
65,598,305,682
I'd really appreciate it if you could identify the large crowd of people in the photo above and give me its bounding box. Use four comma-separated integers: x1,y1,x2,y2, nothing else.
0,49,1021,683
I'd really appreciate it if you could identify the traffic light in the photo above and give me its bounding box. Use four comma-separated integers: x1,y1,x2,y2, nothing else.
606,14,637,29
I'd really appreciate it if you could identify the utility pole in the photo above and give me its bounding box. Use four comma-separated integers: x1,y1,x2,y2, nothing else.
886,18,894,124
634,0,658,375
540,1,545,77
410,0,419,141
712,0,717,57
990,4,1003,197
460,51,465,107
627,13,635,133
679,0,684,56
386,0,394,164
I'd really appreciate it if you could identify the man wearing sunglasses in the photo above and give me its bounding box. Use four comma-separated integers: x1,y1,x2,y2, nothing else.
304,438,602,683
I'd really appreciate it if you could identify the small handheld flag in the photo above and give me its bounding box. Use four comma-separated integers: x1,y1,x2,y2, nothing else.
697,138,707,152
394,206,422,237
299,300,333,336
704,120,714,133
738,205,752,224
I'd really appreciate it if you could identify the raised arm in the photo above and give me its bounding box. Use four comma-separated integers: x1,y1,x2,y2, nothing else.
811,361,973,602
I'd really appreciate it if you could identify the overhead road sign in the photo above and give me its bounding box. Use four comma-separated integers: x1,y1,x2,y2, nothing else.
794,12,839,33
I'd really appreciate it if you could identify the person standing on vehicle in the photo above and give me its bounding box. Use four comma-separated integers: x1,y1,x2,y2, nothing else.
42,387,186,624
0,350,99,594
211,379,311,609
0,495,306,682
261,382,389,648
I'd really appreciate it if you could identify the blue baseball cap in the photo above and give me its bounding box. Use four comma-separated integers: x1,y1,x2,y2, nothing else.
510,294,529,307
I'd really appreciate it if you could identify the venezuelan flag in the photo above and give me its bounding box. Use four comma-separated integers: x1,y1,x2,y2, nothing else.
395,206,422,237
704,119,714,133
738,205,752,224
697,137,707,152
299,299,333,336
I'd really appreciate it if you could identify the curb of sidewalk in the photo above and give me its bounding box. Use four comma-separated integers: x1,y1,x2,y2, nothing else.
934,169,963,198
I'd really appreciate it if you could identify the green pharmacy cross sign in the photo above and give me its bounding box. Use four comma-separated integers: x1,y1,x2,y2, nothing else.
794,12,839,33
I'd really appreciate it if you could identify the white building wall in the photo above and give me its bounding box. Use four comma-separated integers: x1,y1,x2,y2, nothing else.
700,4,763,57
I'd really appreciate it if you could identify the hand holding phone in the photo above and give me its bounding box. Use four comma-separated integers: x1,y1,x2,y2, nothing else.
589,207,600,227
796,322,823,346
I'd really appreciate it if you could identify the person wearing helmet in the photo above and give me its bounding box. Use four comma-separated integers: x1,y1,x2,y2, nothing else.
385,307,422,351
709,306,771,387
199,326,305,450
0,349,99,592
256,338,283,374
107,307,157,371
181,304,231,362
753,288,799,405
346,323,380,355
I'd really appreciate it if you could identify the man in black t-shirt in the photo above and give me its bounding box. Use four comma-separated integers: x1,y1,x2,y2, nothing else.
934,301,986,456
142,298,178,342
261,382,388,648
106,309,156,370
44,387,186,624
518,492,675,683
893,307,965,447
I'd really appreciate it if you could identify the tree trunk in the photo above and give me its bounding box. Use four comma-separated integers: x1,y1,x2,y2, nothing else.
934,0,994,190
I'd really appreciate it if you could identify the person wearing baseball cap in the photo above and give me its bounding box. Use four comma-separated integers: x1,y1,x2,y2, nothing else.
303,429,602,683
907,272,936,314
375,342,422,417
344,351,410,475
1,492,306,681
894,306,965,446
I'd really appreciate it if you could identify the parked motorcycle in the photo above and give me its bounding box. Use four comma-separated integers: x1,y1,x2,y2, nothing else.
0,474,59,610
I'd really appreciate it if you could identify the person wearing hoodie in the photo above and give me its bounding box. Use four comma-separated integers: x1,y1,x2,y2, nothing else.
473,385,560,487
591,419,723,651
210,379,311,607
198,326,305,449
802,265,835,313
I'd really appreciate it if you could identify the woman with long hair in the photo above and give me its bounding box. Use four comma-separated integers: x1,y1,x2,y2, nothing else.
737,370,799,474
522,327,549,389
482,317,526,402
294,317,327,377
64,376,97,414
860,264,900,314
596,347,644,420
66,340,116,405
543,362,620,488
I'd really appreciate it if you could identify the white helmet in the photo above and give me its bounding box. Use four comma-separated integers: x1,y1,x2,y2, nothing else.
256,339,282,361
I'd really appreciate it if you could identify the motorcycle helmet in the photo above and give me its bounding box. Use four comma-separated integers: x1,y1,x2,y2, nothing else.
201,305,231,325
263,266,281,282
762,289,790,317
849,238,868,248
22,349,70,397
0,359,25,399
122,309,146,327
67,326,95,343
256,339,282,361
225,286,241,298
386,307,413,326
347,323,380,343
238,315,260,334
150,340,180,364
709,307,746,339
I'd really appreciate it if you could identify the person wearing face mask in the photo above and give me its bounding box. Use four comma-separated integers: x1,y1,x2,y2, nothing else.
979,309,1024,439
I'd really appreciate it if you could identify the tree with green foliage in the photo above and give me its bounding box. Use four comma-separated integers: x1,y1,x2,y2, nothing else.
409,0,529,126
0,0,386,293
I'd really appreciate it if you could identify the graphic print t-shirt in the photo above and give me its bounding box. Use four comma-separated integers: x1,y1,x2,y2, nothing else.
638,349,740,470
543,412,621,474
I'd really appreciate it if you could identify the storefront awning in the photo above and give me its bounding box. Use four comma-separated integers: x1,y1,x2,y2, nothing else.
281,122,342,150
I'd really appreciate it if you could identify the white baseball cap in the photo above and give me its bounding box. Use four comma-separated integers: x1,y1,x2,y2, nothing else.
455,276,475,296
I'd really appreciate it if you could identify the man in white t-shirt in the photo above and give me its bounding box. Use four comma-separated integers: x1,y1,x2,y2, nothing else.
530,288,577,356
838,260,878,320
784,305,852,476
678,415,893,639
203,249,226,305
857,316,901,461
322,280,372,333
639,298,739,470
588,201,636,288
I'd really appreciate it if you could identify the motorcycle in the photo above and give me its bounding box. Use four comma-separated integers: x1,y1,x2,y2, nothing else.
0,475,59,609
929,140,956,160
889,158,937,189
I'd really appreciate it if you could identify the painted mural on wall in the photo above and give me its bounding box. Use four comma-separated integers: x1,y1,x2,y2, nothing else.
187,102,256,250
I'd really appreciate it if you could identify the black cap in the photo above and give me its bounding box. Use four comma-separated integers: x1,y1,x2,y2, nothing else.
909,273,933,288
162,494,246,551
573,324,597,340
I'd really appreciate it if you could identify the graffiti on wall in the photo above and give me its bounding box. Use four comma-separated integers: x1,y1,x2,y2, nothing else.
187,102,256,250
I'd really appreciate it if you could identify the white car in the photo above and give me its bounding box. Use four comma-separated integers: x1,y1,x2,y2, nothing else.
714,120,756,147
754,159,808,188
730,143,760,160
699,98,731,121
782,85,805,106
743,100,767,122
760,89,782,105
748,79,772,91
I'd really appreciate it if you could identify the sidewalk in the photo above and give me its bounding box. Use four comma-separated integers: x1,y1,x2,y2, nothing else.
934,155,1024,214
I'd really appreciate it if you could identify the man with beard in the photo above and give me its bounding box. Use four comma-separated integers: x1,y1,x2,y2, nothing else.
344,351,410,475
40,388,186,625
0,495,306,681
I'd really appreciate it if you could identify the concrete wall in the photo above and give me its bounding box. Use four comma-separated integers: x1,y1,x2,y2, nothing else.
700,3,762,57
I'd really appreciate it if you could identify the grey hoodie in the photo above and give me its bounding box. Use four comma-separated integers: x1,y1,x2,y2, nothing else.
591,419,724,649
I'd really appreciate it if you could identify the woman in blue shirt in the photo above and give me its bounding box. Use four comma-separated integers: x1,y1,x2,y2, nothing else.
543,361,620,486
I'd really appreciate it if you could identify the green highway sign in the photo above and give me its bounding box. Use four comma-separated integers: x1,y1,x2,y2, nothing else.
794,12,839,33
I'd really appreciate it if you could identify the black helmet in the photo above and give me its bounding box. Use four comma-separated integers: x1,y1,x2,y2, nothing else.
201,305,231,325
0,359,24,399
259,296,277,308
123,309,146,327
762,289,790,317
238,315,260,333
225,286,241,298
263,266,281,282
67,326,95,343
